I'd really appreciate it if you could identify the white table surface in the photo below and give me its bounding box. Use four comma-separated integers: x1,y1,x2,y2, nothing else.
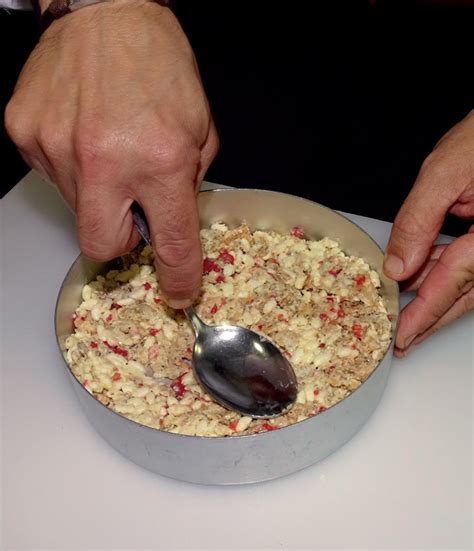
1,172,472,551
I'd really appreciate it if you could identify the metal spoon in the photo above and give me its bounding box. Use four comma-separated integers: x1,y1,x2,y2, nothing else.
131,204,298,418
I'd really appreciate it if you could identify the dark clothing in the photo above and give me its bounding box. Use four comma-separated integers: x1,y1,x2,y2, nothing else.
1,1,473,235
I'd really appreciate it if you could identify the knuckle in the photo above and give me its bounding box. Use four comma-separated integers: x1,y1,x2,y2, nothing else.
420,149,466,187
441,234,474,272
458,279,473,297
415,290,442,325
78,229,134,262
158,265,201,299
78,239,108,261
392,209,428,244
77,213,113,261
78,237,118,262
37,123,64,157
209,131,220,158
148,135,200,175
154,236,197,269
74,137,104,167
73,124,116,181
419,151,441,176
79,244,107,262
161,277,197,298
464,290,474,312
421,143,456,170
73,123,114,169
4,101,31,149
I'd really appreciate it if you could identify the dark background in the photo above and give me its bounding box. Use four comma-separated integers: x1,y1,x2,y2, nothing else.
1,0,473,235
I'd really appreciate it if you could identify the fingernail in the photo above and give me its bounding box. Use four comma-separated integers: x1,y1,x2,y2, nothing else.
167,298,193,310
384,254,404,276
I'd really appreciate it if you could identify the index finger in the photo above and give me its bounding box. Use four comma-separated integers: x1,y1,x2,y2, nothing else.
136,179,202,309
384,154,463,281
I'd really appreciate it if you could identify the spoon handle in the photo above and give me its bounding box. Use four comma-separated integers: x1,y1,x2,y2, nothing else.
131,203,151,246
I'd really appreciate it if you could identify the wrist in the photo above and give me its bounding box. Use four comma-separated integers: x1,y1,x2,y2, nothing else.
35,0,171,27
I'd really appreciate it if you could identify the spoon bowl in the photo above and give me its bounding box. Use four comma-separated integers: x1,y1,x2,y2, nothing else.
185,308,298,418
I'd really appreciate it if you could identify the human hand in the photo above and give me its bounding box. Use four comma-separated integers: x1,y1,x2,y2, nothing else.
384,110,474,356
5,0,218,308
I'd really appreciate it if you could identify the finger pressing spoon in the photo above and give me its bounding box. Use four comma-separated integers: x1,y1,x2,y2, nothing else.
131,203,298,418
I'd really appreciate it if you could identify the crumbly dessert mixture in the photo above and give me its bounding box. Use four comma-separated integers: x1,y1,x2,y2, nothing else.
65,223,392,437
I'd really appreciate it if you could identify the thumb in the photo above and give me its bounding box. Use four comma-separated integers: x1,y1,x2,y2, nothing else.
384,154,459,281
137,180,202,309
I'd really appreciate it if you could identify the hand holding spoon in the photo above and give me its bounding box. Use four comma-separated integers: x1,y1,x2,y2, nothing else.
131,204,298,418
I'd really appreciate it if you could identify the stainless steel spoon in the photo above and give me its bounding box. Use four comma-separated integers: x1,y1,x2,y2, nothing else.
131,204,298,418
